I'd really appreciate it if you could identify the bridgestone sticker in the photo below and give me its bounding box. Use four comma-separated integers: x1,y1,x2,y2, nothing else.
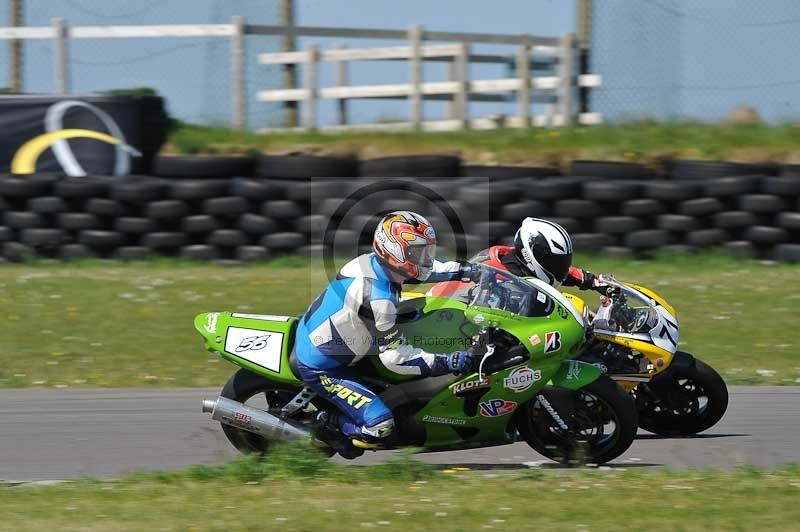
421,415,466,426
224,327,283,373
231,313,292,322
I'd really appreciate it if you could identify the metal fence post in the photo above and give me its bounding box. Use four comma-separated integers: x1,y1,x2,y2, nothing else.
334,43,348,126
558,33,576,126
408,25,423,130
231,16,247,130
52,18,69,94
517,39,531,128
303,43,319,131
454,42,469,130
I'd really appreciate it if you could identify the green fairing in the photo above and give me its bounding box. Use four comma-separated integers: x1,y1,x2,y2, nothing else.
549,360,604,390
193,312,302,386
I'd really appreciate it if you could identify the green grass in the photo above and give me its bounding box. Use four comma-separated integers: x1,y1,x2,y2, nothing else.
167,121,800,164
2,444,799,531
0,253,798,388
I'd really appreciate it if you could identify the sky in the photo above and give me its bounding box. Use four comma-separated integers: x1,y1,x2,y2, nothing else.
1,0,798,126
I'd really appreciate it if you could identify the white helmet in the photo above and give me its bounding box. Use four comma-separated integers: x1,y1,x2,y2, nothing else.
513,217,574,286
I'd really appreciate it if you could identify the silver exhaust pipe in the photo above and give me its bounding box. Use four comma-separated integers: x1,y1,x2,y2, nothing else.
202,396,310,441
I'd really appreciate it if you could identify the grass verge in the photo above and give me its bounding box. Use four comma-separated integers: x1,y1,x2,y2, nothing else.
2,443,799,531
167,122,800,164
0,253,798,388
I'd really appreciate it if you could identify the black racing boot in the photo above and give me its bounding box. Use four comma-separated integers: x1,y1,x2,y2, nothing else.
312,411,364,460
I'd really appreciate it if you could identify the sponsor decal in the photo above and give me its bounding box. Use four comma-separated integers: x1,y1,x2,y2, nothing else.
224,327,283,373
566,360,582,380
231,313,292,322
11,100,141,176
235,334,271,353
473,313,485,324
203,312,220,334
479,399,518,417
233,411,252,425
557,305,569,320
319,375,373,409
537,292,547,304
537,394,569,430
452,377,490,395
503,366,541,393
544,331,562,354
528,334,541,347
422,414,466,426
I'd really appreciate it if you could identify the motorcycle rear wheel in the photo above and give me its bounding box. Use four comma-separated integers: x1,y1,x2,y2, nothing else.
516,376,638,466
636,358,728,436
219,368,329,455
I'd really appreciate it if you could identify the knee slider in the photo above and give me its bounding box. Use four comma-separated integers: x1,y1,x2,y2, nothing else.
361,417,394,439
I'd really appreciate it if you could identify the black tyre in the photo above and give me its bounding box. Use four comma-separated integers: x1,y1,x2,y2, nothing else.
21,228,65,248
703,175,763,197
145,200,189,220
143,232,188,250
775,244,800,263
262,200,305,220
645,181,702,202
256,154,358,180
713,211,757,229
594,216,644,235
182,215,219,234
687,228,728,247
500,200,551,221
115,246,151,260
678,198,724,217
86,198,130,218
219,368,305,454
656,214,697,232
526,177,585,201
239,213,278,236
169,179,230,200
738,194,785,214
4,211,45,229
360,155,460,178
54,176,110,198
232,178,281,200
516,376,638,465
79,230,124,248
0,174,58,197
762,176,800,196
236,245,270,262
744,225,788,245
29,196,68,214
110,177,167,203
154,155,255,178
568,160,646,180
262,232,306,251
621,198,665,217
625,229,670,250
636,357,728,436
208,229,248,247
571,233,613,252
554,199,600,219
180,244,219,261
115,217,159,234
203,196,250,216
724,241,756,259
462,165,558,179
582,180,643,202
668,159,774,180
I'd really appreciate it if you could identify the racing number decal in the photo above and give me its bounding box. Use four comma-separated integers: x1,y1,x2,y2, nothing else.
235,334,270,352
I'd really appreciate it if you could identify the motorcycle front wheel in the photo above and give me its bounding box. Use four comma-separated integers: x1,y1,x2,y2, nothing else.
516,375,638,466
635,357,728,436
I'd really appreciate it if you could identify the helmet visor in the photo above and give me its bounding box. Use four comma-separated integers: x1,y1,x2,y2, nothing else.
406,242,436,280
536,248,572,283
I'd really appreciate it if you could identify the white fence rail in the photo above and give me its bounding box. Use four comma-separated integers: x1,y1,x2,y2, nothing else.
0,19,602,131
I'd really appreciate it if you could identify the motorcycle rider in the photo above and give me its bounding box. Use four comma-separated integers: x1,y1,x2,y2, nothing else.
430,217,611,297
295,211,478,457
476,217,611,290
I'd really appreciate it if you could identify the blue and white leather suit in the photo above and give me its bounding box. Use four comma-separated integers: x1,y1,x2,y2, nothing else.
296,253,467,440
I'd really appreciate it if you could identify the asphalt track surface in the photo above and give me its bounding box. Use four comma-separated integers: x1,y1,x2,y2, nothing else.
1,386,798,481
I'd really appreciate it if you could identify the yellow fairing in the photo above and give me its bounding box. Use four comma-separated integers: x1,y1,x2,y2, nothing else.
594,333,675,375
561,293,586,316
627,283,676,317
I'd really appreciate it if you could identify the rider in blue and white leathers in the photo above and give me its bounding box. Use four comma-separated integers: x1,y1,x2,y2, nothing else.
295,211,476,453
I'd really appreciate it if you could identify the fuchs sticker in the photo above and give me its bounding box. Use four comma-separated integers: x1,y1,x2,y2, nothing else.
479,399,518,417
544,331,562,354
422,414,466,426
452,377,490,396
224,327,283,373
231,313,291,322
503,366,541,392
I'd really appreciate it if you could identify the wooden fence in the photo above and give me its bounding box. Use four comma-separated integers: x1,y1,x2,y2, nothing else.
0,19,601,131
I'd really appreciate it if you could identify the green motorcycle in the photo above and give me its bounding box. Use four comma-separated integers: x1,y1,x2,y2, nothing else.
196,265,638,465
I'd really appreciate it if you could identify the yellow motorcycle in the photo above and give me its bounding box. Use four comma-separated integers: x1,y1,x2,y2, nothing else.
564,279,729,436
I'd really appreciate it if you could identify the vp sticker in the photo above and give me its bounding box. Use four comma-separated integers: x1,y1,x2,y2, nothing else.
224,327,283,373
479,399,518,417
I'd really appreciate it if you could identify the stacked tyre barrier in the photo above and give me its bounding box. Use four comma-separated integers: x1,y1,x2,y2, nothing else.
1,154,799,263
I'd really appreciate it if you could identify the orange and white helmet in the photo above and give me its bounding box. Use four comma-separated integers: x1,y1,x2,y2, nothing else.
373,211,437,281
